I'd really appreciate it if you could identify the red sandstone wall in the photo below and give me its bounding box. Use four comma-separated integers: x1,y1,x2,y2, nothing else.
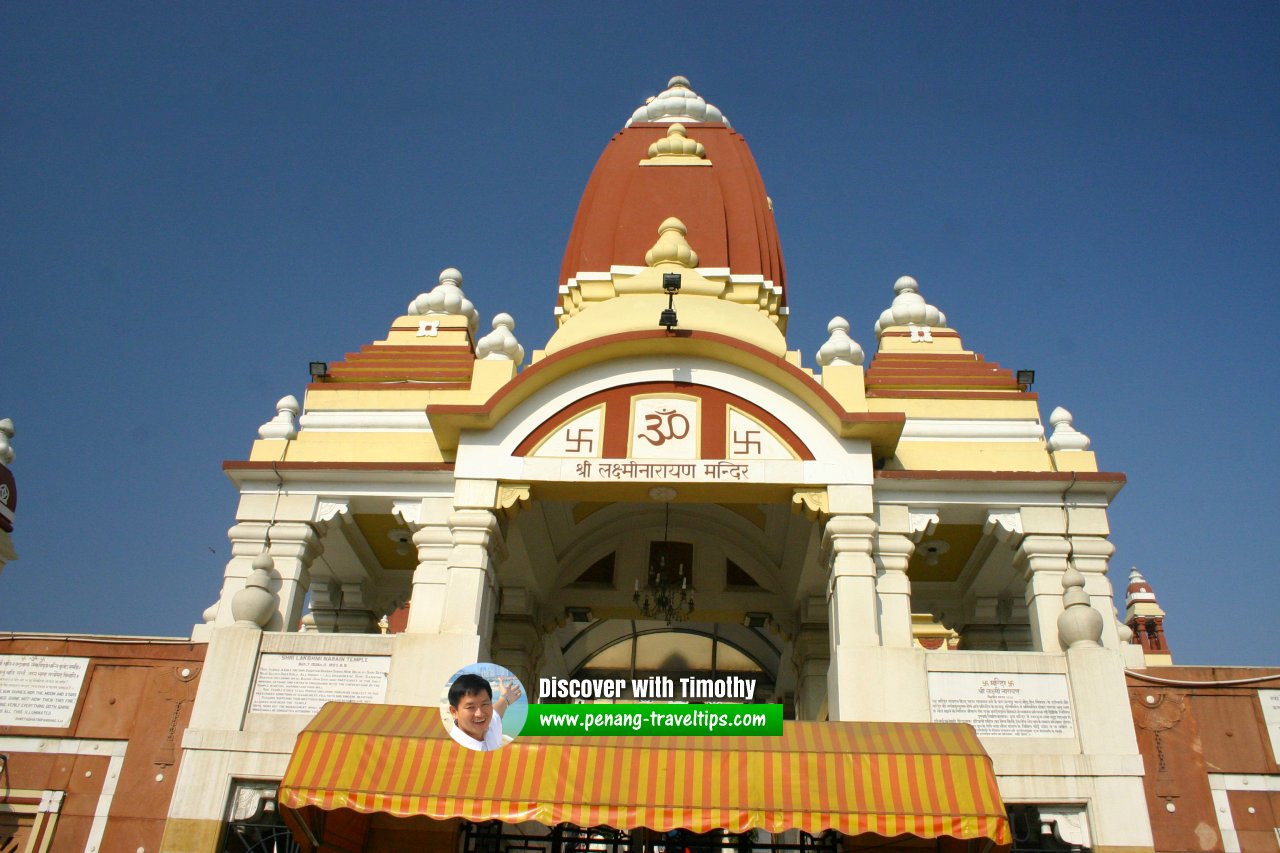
0,637,206,853
1129,667,1280,853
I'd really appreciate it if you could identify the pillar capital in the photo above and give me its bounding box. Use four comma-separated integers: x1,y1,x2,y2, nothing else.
820,513,877,571
1014,534,1071,577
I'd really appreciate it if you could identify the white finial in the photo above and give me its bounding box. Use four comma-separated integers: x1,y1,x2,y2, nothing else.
475,312,525,363
0,418,13,464
407,267,480,336
816,317,865,367
1057,566,1103,648
231,550,277,628
626,76,731,128
874,275,949,338
1047,407,1091,451
257,395,300,441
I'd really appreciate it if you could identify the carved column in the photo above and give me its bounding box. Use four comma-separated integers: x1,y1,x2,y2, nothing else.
1014,534,1072,652
441,508,504,655
211,521,321,632
792,596,829,721
491,586,541,684
873,532,915,647
406,522,453,633
823,513,880,648
264,522,323,632
1069,536,1120,650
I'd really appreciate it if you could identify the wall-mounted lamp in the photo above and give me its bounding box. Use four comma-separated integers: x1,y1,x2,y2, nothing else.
387,528,412,557
309,361,330,380
659,272,681,331
1016,369,1035,390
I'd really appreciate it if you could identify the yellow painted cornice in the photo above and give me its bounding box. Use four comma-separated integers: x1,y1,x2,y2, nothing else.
427,330,903,457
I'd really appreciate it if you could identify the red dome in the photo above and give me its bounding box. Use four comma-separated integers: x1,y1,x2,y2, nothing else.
559,122,787,304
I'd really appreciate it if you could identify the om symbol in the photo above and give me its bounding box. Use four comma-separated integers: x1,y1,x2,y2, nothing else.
637,409,690,447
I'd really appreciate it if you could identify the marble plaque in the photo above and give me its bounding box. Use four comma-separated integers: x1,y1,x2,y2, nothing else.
0,654,90,728
929,671,1075,737
249,653,390,715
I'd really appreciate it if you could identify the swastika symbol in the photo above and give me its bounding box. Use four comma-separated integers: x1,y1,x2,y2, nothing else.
564,428,595,454
732,429,763,456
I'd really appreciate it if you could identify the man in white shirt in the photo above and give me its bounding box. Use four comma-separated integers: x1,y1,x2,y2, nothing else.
447,672,523,751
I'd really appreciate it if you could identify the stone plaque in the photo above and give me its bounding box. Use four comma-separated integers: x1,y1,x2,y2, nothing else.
928,671,1075,738
249,653,390,715
0,654,89,728
1259,690,1280,762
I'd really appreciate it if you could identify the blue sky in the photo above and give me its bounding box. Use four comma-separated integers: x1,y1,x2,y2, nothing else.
2,3,1277,665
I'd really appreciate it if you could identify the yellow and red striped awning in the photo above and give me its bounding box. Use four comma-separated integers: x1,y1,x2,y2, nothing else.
279,703,1009,846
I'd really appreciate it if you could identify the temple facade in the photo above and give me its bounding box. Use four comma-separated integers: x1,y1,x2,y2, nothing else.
160,76,1151,853
5,77,1278,853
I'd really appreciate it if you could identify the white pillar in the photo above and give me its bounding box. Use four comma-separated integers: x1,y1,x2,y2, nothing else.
441,509,503,653
406,522,453,633
824,513,878,721
1070,535,1121,650
873,532,916,647
207,520,322,633
1015,534,1071,652
261,522,322,632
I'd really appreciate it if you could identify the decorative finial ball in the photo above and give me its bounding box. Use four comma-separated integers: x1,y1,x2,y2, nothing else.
439,267,463,287
252,551,274,573
668,75,691,89
1049,407,1073,428
492,312,515,331
894,275,919,294
658,216,687,235
275,395,300,416
827,316,850,334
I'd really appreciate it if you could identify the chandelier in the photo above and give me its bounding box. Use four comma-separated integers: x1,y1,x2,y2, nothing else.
633,500,694,624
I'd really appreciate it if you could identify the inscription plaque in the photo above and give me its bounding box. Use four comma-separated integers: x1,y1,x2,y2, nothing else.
929,671,1075,738
249,653,390,715
1259,689,1280,762
0,654,89,728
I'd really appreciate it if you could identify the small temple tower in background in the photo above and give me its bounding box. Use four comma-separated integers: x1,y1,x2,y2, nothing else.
1124,567,1172,665
0,417,16,575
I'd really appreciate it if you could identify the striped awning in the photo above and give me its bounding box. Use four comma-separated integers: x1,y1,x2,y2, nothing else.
279,703,1009,847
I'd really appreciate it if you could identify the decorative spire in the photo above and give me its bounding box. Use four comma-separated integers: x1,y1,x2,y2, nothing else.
1047,407,1091,451
408,268,480,336
0,418,13,464
476,313,525,363
646,123,707,160
644,217,699,268
231,551,277,628
258,396,300,441
816,317,865,366
1056,566,1104,649
626,76,731,127
874,275,949,339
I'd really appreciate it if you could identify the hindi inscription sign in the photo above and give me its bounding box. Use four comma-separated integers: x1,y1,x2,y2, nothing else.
249,653,390,715
929,671,1075,738
0,654,90,728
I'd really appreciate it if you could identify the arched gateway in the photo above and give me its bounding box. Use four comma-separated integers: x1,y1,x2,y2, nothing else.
164,78,1152,853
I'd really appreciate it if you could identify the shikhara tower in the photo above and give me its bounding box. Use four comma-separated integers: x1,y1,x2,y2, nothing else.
166,77,1154,853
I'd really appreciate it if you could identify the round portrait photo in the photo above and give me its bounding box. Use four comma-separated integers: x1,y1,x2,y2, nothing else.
439,662,528,752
